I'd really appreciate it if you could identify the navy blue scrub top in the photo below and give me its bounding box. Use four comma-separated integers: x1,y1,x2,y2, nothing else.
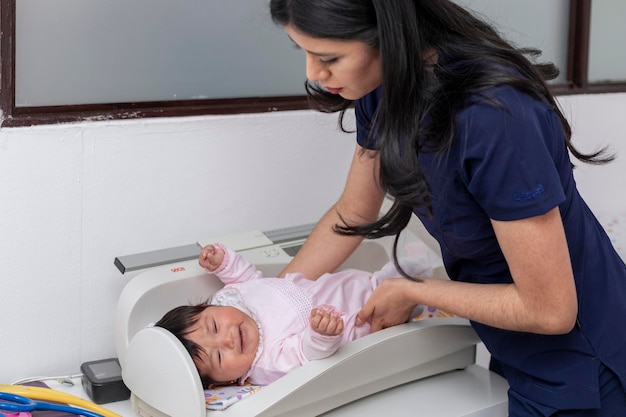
355,85,626,409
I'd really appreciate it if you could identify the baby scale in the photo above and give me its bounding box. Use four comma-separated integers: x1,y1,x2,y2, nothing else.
114,219,509,417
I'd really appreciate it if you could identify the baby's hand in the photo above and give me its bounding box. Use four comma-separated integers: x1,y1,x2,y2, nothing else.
199,244,225,271
310,305,344,336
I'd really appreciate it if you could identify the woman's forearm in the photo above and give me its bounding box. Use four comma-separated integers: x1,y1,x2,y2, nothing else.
419,277,575,334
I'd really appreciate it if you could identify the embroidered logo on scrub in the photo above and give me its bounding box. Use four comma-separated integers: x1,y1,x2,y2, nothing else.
513,184,544,201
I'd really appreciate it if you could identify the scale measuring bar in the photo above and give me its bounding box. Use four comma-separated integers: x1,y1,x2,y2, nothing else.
114,223,316,274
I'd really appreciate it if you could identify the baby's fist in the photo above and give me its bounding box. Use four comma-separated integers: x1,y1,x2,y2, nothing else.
199,244,225,271
310,305,344,336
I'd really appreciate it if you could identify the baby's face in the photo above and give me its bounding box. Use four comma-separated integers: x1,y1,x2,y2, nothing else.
187,305,259,383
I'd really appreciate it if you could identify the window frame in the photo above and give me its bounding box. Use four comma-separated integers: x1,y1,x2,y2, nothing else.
1,0,624,128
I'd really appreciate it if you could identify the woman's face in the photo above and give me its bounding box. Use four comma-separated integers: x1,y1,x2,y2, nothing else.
187,305,259,383
285,24,382,100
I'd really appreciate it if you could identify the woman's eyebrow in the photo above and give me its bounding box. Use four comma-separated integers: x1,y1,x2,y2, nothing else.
287,36,336,57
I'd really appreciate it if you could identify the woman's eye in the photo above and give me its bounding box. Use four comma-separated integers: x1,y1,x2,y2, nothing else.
320,57,338,65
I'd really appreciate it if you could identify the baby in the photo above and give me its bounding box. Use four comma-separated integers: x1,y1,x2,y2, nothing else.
156,243,432,387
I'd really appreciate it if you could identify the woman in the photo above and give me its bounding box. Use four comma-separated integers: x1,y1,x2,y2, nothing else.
269,0,626,415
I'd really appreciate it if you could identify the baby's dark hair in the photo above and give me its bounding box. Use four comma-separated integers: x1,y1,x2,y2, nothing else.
155,302,216,387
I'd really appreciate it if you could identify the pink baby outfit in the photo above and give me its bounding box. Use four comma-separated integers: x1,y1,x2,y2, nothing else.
207,243,431,385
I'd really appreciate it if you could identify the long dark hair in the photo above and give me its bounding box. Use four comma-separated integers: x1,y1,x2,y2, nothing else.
270,0,613,276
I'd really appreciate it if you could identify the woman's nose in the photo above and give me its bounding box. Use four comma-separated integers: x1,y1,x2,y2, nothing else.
305,55,329,83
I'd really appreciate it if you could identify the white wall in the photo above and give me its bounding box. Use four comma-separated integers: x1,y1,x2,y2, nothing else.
562,93,626,215
1,93,625,383
0,110,355,382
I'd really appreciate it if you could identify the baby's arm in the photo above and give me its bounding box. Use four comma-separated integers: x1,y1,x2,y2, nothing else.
249,306,346,383
198,243,265,284
301,305,345,361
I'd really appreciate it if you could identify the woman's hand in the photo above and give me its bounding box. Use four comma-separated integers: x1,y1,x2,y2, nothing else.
198,244,225,271
356,278,419,332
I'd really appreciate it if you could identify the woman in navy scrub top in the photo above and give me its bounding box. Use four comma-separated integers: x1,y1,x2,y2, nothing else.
269,1,626,415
